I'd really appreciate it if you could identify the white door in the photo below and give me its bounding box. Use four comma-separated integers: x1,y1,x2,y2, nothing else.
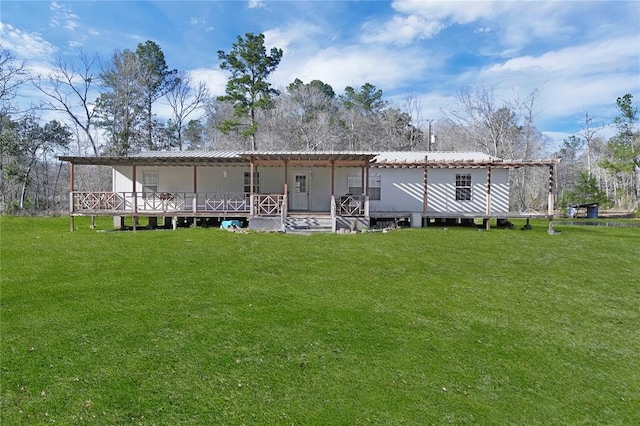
292,173,309,210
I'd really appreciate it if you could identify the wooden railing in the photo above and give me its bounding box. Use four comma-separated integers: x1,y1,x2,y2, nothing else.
202,193,250,212
254,194,285,216
71,191,290,216
337,194,368,216
73,192,125,211
71,191,252,214
141,192,187,211
72,191,359,218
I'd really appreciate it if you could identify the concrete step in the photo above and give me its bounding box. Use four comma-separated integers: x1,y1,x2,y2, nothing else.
285,216,333,233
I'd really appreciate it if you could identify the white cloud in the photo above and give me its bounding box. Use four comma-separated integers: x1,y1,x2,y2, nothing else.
363,0,583,54
263,21,325,55
248,0,265,9
472,35,640,121
361,14,445,45
487,36,639,75
188,68,228,96
50,1,80,31
392,0,501,23
262,19,440,94
271,43,433,96
0,23,57,61
361,0,506,45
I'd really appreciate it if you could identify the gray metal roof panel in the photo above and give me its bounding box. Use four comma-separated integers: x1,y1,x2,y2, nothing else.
372,151,499,163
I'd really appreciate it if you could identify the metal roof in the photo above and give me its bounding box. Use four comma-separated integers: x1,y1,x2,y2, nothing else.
58,151,245,166
59,150,558,168
129,150,242,159
372,151,559,168
372,151,498,164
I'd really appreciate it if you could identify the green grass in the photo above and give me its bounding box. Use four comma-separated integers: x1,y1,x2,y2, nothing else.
1,216,639,425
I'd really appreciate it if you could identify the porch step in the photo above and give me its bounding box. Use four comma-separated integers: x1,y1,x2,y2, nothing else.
285,216,333,233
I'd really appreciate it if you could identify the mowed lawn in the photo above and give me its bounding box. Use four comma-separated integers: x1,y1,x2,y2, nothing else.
1,216,638,425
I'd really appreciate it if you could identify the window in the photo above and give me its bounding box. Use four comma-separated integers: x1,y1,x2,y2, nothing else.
142,171,158,195
295,174,307,193
455,174,471,201
348,172,381,200
347,173,362,195
369,173,381,200
244,172,260,194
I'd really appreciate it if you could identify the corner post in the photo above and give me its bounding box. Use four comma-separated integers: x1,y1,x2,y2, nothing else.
250,159,255,216
132,165,137,232
422,156,428,214
486,165,492,215
548,164,555,216
69,162,75,232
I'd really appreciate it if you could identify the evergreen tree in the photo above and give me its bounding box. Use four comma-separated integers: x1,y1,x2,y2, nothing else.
217,33,283,150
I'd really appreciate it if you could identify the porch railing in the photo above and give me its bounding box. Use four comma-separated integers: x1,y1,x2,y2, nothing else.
71,191,252,214
72,191,363,218
73,192,125,211
253,194,286,216
202,193,250,212
337,194,369,216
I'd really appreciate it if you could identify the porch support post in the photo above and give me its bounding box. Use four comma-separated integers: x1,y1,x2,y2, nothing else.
284,160,289,210
548,164,555,216
364,161,369,196
422,156,428,214
486,165,492,215
330,160,335,196
193,166,198,213
193,165,198,192
69,162,75,232
132,165,137,232
250,160,255,216
361,165,366,195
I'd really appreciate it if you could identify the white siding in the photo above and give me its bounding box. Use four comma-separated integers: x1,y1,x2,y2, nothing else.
112,163,510,214
370,167,510,214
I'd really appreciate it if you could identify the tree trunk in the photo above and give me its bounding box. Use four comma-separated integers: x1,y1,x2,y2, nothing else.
19,164,32,211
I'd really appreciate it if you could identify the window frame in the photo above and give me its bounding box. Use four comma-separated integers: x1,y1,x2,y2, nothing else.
243,171,260,194
455,173,472,201
142,171,159,196
347,172,381,200
368,173,381,201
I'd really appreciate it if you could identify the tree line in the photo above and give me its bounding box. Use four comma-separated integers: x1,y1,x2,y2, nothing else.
0,33,638,214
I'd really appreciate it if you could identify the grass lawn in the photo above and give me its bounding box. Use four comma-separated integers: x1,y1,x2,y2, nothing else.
1,216,639,424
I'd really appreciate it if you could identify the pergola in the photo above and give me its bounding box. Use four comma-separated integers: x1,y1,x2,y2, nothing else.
372,156,560,227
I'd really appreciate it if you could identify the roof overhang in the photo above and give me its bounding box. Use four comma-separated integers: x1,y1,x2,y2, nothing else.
59,151,378,167
59,151,559,169
241,152,376,167
57,155,245,167
373,158,560,169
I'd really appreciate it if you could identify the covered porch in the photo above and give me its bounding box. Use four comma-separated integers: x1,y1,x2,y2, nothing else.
59,151,376,231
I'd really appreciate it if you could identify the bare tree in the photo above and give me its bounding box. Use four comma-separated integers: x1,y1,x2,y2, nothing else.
33,51,101,156
1,47,29,210
165,71,208,151
401,94,427,150
0,47,28,113
579,112,602,177
442,87,521,157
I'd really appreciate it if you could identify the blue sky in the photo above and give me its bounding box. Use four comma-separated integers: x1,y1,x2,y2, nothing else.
1,0,639,149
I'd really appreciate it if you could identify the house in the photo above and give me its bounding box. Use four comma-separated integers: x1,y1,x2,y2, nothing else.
58,151,559,232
